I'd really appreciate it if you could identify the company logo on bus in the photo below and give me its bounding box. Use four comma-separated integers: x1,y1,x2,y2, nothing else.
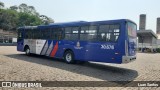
101,45,114,50
74,41,83,49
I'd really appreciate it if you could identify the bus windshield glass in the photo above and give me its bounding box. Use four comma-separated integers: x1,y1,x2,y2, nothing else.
127,22,137,38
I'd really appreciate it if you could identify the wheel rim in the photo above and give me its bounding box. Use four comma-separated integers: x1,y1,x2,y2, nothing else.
66,53,72,62
26,49,30,55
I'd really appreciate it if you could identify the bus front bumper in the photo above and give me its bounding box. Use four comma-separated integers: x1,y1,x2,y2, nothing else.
122,56,136,63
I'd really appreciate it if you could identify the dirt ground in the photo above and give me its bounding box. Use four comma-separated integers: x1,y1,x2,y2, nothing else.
0,46,160,90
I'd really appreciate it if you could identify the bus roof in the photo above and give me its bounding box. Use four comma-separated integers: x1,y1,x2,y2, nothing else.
38,19,136,28
18,26,37,30
18,19,136,29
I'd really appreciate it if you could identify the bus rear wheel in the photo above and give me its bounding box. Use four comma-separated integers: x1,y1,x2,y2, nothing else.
64,51,75,64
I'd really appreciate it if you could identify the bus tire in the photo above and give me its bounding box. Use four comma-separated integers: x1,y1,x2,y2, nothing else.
64,50,75,64
25,46,30,56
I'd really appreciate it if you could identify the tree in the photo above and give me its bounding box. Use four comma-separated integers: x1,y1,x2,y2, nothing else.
0,1,4,9
0,2,54,31
28,6,37,15
18,3,39,16
40,15,54,25
0,9,18,30
10,5,18,11
19,3,28,13
18,12,42,26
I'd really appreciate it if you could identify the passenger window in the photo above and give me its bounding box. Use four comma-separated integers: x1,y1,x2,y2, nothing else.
72,27,79,34
18,30,22,39
65,27,72,33
33,29,41,39
25,29,33,39
80,26,97,41
50,28,62,40
41,29,51,39
99,25,110,33
99,24,120,42
64,27,79,40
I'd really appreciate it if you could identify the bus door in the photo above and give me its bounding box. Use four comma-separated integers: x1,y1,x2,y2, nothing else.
17,29,24,51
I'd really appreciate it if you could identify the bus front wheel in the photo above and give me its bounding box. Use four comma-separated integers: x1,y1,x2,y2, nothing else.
64,51,75,64
25,47,30,56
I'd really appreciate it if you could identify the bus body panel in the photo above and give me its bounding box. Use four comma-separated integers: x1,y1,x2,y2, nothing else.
24,39,46,54
73,41,122,63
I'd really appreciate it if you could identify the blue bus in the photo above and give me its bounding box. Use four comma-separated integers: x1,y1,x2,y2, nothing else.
17,19,137,64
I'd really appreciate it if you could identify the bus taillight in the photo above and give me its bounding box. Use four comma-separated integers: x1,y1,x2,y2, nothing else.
125,40,128,56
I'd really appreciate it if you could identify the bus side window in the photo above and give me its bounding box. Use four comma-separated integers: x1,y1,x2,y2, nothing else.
80,26,88,41
80,26,97,41
51,28,63,40
88,26,97,41
18,29,23,42
110,25,120,42
50,28,54,39
33,29,41,39
25,29,29,39
71,27,79,40
64,27,79,40
110,33,116,42
101,33,106,41
99,25,109,41
99,24,120,42
26,29,33,39
64,27,72,40
46,29,51,39
18,30,22,39
56,29,62,40
114,28,120,40
41,29,51,39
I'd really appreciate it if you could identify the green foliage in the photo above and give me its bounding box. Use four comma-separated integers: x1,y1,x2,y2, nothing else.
0,1,4,8
18,12,42,26
18,3,38,16
10,5,18,11
40,15,54,25
0,1,53,31
0,9,19,31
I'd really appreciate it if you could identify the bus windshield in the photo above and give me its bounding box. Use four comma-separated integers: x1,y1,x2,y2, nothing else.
127,22,137,38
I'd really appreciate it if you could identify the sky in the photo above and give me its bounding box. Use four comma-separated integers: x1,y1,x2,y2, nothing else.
2,0,160,33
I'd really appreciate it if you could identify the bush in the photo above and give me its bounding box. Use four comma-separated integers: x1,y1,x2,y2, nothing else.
146,48,151,52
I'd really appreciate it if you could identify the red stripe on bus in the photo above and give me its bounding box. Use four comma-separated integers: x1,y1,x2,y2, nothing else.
50,42,58,57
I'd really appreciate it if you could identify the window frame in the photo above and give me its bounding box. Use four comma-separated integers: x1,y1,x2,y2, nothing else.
98,24,121,42
32,28,41,39
64,26,80,40
24,29,34,39
18,29,23,39
80,25,98,41
50,27,63,40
